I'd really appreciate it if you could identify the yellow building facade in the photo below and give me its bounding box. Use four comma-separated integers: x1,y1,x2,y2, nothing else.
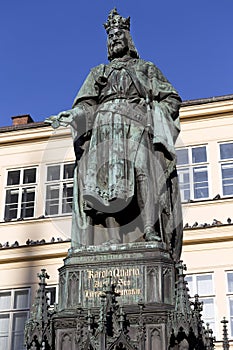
0,95,233,349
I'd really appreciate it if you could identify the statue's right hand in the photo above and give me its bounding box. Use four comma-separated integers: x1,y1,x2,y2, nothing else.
44,115,60,129
57,110,74,126
44,110,74,129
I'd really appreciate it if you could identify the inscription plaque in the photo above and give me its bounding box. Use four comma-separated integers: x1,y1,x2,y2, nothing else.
83,265,143,306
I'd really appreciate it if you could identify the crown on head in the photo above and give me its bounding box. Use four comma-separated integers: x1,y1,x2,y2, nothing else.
104,8,130,34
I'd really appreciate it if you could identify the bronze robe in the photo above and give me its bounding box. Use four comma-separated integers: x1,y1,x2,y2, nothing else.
70,57,183,262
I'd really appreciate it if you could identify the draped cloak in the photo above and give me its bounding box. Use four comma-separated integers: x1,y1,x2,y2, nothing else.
70,57,183,262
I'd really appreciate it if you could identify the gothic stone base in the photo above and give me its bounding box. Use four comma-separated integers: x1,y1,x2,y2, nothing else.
52,306,173,350
58,241,175,310
52,242,176,349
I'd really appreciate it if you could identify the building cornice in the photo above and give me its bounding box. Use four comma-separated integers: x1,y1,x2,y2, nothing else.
183,224,233,246
180,95,233,122
0,241,70,265
0,124,72,146
0,121,46,133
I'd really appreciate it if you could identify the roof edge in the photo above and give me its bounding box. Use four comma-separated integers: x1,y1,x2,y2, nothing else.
0,121,48,133
181,94,233,107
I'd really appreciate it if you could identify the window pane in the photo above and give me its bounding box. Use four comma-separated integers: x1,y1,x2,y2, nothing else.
193,167,208,182
193,167,209,199
12,312,28,350
202,298,214,318
7,170,20,186
46,185,59,200
45,202,59,215
0,335,8,349
5,189,19,219
46,185,60,215
46,287,56,306
178,168,190,201
63,164,74,179
47,165,60,181
222,163,233,196
14,290,29,309
197,275,213,295
230,298,233,315
220,143,233,160
62,183,73,213
176,149,189,165
192,146,207,163
0,292,11,310
201,298,215,334
229,298,233,337
21,187,35,218
227,273,233,293
0,314,9,348
23,168,36,184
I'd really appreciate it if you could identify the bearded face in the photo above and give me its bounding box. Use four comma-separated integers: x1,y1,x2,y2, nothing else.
107,28,129,59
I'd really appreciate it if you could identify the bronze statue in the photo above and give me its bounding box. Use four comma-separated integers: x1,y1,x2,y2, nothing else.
45,8,183,261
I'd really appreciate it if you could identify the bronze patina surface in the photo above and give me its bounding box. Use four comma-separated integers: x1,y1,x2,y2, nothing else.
45,8,182,262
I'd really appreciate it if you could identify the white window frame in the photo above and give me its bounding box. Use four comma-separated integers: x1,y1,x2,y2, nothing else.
176,145,210,202
219,142,233,198
4,167,38,221
45,162,74,216
226,271,233,338
0,288,30,350
185,273,216,336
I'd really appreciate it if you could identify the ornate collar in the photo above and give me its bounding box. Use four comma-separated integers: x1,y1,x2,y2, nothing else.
110,56,134,69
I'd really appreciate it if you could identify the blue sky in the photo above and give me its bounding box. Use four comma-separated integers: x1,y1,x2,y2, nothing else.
0,1,232,127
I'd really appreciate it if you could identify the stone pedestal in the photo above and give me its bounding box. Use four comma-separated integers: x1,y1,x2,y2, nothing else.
53,241,176,350
58,242,175,309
